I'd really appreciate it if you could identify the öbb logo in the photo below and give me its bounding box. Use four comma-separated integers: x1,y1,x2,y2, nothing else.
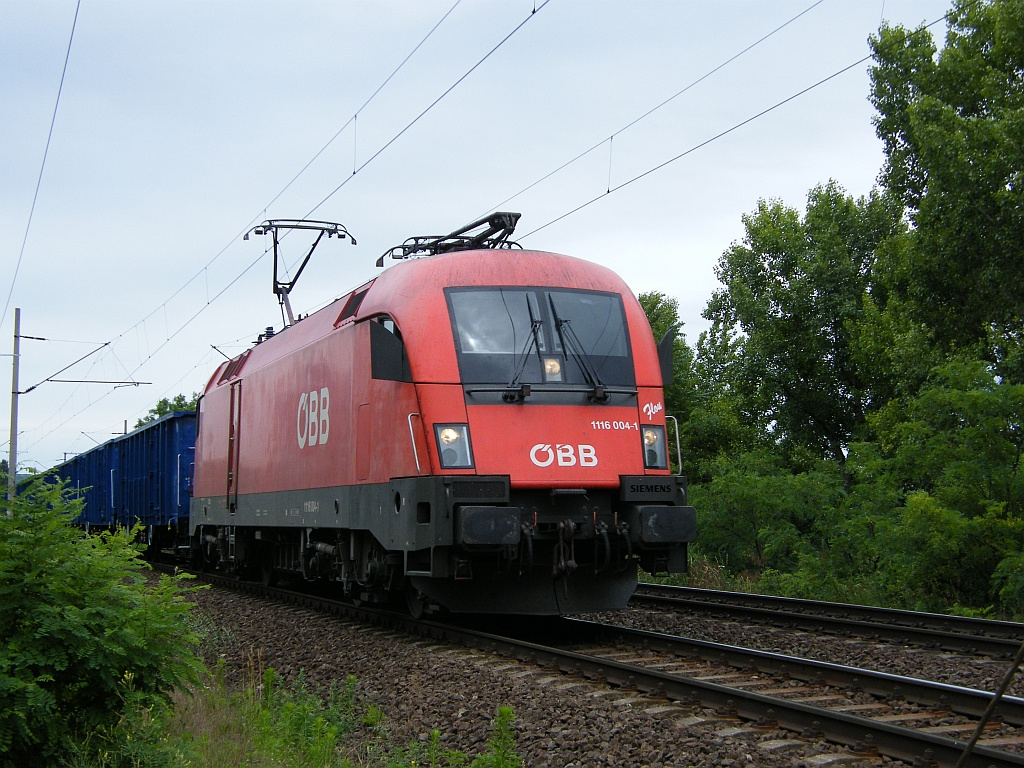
297,388,330,449
530,444,598,467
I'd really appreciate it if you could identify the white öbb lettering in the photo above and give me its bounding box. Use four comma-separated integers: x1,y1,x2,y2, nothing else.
530,443,598,468
297,388,330,449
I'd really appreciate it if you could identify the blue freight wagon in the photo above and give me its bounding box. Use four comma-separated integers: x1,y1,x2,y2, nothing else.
57,411,196,553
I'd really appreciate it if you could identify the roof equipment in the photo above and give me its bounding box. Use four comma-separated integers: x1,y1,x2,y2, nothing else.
244,219,355,327
377,212,521,267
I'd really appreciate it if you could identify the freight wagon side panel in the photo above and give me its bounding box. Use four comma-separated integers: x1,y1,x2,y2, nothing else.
116,412,195,528
121,420,156,526
76,441,117,526
169,416,196,525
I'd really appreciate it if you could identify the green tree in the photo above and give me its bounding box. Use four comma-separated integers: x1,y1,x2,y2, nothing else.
638,292,694,412
0,477,203,766
135,392,200,428
871,359,1024,519
870,0,1024,354
867,359,1024,609
693,450,845,576
704,182,906,466
767,358,1024,611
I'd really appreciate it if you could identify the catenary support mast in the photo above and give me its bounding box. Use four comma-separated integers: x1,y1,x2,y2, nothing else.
7,307,20,514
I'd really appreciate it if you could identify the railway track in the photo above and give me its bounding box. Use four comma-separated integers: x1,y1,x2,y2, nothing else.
544,618,1024,766
163,566,1024,767
633,584,1024,659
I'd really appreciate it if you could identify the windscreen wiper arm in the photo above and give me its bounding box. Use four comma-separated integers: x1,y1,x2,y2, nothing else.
548,297,609,403
504,303,543,402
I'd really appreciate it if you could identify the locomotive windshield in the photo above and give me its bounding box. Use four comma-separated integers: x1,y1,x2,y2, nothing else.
446,287,634,387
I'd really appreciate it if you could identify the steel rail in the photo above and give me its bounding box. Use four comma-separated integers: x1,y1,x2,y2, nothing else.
565,617,1024,726
636,584,1024,639
632,585,1024,658
411,619,1024,768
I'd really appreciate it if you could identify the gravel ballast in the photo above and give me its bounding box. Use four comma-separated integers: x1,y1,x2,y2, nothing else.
188,585,903,767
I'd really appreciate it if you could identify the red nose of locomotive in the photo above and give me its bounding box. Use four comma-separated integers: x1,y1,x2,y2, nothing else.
398,275,691,613
465,399,669,488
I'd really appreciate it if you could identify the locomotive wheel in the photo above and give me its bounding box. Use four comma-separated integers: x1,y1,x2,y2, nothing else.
189,537,204,572
260,552,277,588
405,583,426,619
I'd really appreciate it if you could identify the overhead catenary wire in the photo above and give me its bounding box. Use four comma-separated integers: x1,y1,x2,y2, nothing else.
303,0,552,220
518,12,951,242
19,245,269,457
1,0,81,336
17,1,496,459
284,0,551,276
87,0,516,339
104,0,471,357
19,342,111,396
483,0,827,216
264,0,464,219
126,22,537,353
42,0,546,377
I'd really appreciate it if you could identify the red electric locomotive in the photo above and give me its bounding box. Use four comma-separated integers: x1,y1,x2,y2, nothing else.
190,214,695,614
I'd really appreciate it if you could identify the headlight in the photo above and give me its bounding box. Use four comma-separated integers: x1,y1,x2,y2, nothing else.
543,357,563,382
642,425,668,469
435,423,474,469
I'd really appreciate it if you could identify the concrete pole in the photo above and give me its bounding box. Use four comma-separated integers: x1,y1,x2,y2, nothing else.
7,307,19,515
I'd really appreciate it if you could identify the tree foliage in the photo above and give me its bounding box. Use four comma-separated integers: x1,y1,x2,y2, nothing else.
646,0,1024,616
135,392,200,429
0,477,203,766
870,0,1024,351
872,359,1024,518
763,360,1024,612
704,182,906,466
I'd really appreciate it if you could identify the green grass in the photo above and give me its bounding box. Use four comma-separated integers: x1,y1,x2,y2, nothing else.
64,653,522,768
640,549,761,593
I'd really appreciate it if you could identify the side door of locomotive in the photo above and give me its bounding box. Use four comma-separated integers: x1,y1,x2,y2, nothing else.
217,350,250,514
360,315,433,548
361,315,426,478
225,378,242,513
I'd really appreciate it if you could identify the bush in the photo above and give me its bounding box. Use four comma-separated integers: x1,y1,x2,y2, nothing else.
0,477,203,767
246,666,361,766
992,550,1024,619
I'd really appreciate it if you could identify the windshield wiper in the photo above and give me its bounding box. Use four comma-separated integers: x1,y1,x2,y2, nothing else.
504,302,543,402
548,296,609,403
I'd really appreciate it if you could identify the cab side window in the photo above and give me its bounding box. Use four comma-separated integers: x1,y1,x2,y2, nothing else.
369,315,412,382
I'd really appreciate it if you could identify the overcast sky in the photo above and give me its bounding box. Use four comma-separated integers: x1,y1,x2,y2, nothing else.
3,0,951,472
